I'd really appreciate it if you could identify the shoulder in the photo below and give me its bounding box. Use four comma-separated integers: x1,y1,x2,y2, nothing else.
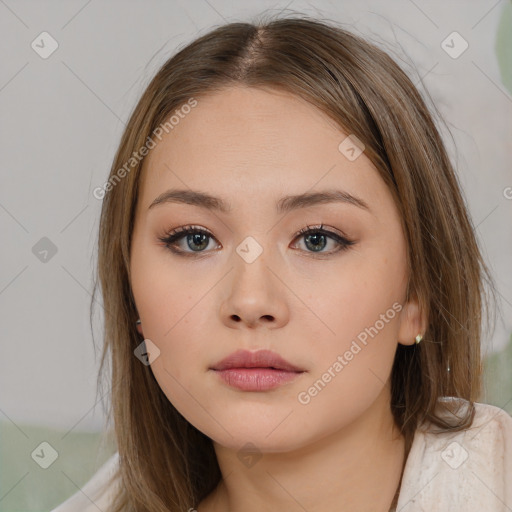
50,452,120,512
396,398,512,511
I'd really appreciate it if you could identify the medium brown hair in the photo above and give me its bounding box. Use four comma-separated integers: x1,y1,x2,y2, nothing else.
91,12,498,512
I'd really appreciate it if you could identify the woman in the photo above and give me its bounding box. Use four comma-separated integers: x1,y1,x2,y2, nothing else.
52,13,512,512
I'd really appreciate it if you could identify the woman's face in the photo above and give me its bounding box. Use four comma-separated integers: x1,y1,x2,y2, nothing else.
130,86,423,452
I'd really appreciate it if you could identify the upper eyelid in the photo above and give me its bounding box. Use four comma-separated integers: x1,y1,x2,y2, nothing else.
163,224,346,239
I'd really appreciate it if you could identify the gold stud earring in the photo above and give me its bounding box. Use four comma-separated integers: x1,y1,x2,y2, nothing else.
415,333,423,344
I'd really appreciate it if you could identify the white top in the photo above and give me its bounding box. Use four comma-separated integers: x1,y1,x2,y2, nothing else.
51,398,512,511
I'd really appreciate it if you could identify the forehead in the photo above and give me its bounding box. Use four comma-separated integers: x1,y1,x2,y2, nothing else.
138,86,386,211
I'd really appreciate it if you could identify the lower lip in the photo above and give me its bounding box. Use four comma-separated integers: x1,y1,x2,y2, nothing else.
212,368,303,391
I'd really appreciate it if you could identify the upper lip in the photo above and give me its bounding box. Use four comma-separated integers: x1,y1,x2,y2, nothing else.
211,349,305,372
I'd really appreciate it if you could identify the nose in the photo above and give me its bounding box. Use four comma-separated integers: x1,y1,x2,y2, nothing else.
219,246,290,330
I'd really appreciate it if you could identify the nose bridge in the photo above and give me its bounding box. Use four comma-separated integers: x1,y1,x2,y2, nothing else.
226,191,287,267
220,229,288,325
232,232,275,290
230,202,279,267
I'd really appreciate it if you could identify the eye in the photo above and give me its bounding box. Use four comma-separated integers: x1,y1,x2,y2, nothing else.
158,224,220,257
291,224,355,256
158,223,355,257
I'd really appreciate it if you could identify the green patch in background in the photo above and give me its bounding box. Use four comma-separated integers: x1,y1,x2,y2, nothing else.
0,422,116,512
482,334,512,415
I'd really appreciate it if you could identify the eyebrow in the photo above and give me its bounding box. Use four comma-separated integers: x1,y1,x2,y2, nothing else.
148,188,371,215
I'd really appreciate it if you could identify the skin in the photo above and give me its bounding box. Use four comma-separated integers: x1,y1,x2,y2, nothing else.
129,86,427,512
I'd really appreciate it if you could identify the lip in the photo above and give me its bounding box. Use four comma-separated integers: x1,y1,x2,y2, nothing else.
210,349,305,391
211,349,304,372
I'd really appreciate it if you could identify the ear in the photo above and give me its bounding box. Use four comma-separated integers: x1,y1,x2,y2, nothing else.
397,295,428,346
136,321,144,337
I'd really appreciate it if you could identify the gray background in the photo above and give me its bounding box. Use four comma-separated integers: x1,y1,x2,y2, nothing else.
1,0,511,437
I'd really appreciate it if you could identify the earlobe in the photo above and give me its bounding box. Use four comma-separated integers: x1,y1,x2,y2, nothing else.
397,298,427,346
136,318,143,336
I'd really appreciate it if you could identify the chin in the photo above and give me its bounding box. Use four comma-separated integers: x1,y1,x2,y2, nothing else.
211,431,307,454
194,413,320,455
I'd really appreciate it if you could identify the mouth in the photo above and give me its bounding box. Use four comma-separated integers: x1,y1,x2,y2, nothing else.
210,349,305,391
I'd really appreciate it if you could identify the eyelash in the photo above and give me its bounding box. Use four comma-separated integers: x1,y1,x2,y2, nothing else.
157,223,355,258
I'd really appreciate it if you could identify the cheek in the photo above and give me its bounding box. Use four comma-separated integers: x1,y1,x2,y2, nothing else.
302,253,404,346
136,280,211,378
131,239,199,336
130,243,210,380
293,276,401,438
298,253,404,397
138,282,213,424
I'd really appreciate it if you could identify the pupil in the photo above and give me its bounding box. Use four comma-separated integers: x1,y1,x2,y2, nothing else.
306,233,326,252
188,233,208,251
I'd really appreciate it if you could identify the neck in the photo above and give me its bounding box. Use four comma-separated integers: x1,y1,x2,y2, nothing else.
198,386,406,512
